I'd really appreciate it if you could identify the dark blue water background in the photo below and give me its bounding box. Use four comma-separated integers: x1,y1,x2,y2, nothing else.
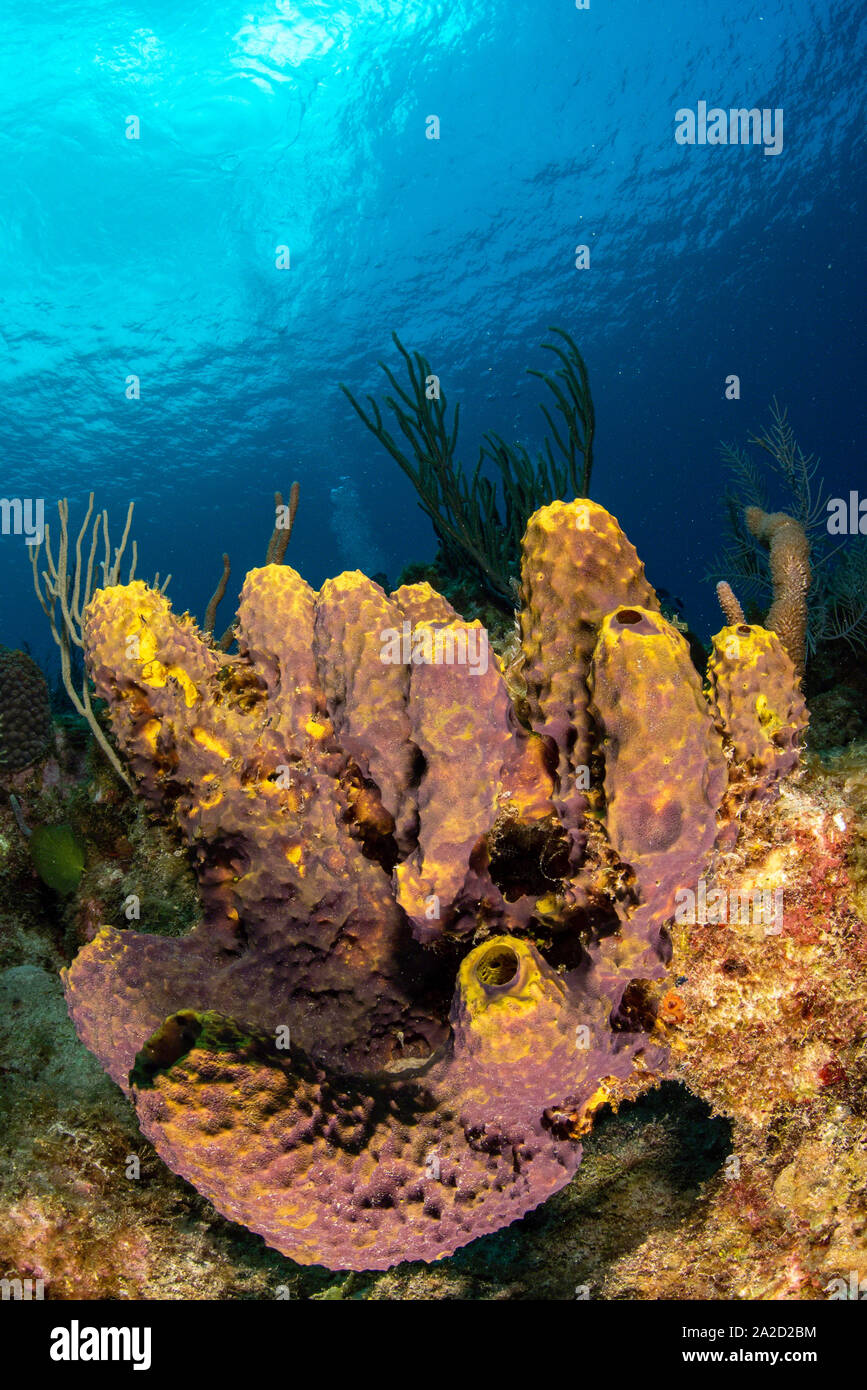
1,1,864,672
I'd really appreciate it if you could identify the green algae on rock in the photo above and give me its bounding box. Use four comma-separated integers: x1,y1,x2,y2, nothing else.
29,823,85,896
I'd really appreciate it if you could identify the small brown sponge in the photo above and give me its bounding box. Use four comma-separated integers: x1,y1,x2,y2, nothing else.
65,567,560,1097
707,622,809,845
0,647,52,773
745,507,811,675
715,580,745,626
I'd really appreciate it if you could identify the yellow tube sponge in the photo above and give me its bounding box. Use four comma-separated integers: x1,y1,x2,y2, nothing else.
589,606,727,970
519,500,660,858
707,621,808,845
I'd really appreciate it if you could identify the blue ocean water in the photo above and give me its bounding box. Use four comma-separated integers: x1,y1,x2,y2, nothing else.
1,0,864,667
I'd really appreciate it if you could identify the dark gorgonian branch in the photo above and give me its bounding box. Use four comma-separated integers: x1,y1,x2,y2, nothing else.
206,483,301,650
340,328,595,608
29,494,170,788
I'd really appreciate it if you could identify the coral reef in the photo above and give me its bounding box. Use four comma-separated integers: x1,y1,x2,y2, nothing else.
3,736,862,1299
0,718,200,976
58,500,807,1271
27,823,86,897
0,647,52,773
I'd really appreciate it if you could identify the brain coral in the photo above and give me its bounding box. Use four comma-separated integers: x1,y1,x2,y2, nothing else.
62,500,807,1269
0,647,52,774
